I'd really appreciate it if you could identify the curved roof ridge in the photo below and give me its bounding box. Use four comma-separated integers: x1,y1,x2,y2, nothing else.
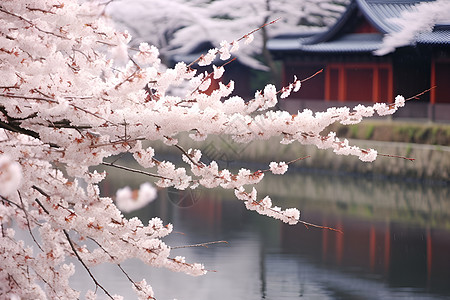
267,0,449,54
309,0,439,42
356,0,437,34
355,0,389,33
304,0,359,44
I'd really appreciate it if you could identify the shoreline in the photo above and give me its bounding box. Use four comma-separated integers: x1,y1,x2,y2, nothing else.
150,133,450,182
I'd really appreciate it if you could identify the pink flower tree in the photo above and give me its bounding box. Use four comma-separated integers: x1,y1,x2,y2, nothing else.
0,0,408,299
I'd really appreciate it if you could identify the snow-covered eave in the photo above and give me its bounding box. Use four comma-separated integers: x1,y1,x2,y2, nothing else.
268,32,449,56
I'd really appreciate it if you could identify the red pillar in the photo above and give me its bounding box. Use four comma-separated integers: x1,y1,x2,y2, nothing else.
369,225,376,271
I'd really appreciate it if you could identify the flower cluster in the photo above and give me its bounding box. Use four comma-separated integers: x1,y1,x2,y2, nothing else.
235,187,300,225
269,161,289,175
115,182,157,213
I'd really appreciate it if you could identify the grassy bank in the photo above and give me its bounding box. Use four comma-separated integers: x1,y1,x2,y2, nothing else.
325,120,450,145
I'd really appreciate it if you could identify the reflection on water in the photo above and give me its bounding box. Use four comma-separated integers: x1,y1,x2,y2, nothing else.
73,169,449,299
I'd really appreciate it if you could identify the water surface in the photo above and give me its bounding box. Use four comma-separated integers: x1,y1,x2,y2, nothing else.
72,169,450,299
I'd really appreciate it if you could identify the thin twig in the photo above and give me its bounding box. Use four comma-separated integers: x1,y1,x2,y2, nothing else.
0,6,68,39
32,186,51,215
300,69,323,83
171,240,228,250
0,195,21,208
88,137,145,149
0,93,57,103
236,17,281,42
220,57,237,68
405,86,436,101
101,161,171,180
258,155,311,173
378,153,415,161
173,143,203,168
0,93,117,126
87,237,156,299
286,155,311,165
34,198,50,214
115,68,140,90
188,57,238,97
187,18,280,68
30,187,114,298
388,86,437,109
299,220,343,234
64,230,114,299
32,185,50,198
18,191,43,252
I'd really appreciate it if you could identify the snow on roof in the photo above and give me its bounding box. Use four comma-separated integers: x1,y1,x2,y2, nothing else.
268,0,450,54
356,0,433,33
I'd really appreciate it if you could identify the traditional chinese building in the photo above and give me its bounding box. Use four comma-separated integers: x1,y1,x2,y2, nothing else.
268,0,450,121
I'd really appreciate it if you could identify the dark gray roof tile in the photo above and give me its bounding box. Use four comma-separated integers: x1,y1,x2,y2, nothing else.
298,33,383,53
418,31,450,44
268,0,450,54
358,0,437,33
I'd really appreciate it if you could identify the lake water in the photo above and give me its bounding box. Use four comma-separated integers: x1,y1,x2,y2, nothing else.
68,166,450,300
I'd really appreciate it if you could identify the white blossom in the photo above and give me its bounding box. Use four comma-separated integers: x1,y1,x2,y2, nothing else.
115,183,157,213
269,161,288,175
293,76,301,92
132,279,155,300
395,95,406,107
219,40,231,60
244,33,254,45
213,65,225,79
359,149,378,162
0,155,22,196
230,40,239,53
198,49,217,66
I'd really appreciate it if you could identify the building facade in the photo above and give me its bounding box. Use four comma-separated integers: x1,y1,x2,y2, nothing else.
268,0,450,121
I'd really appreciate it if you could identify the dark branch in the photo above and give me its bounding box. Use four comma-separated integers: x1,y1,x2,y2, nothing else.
64,230,114,299
171,240,228,249
101,162,171,180
18,191,44,252
0,119,40,140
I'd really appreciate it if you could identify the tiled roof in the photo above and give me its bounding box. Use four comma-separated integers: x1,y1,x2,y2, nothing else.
268,0,450,54
417,27,450,44
357,0,433,33
267,33,384,53
299,33,384,53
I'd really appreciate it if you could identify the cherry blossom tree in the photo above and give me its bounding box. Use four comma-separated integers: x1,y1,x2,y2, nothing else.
1,0,408,299
107,0,349,78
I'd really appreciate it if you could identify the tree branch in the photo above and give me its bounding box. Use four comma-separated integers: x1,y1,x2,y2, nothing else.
87,237,156,300
0,119,40,140
18,191,44,252
171,240,228,249
0,6,68,39
63,230,114,299
101,161,171,180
